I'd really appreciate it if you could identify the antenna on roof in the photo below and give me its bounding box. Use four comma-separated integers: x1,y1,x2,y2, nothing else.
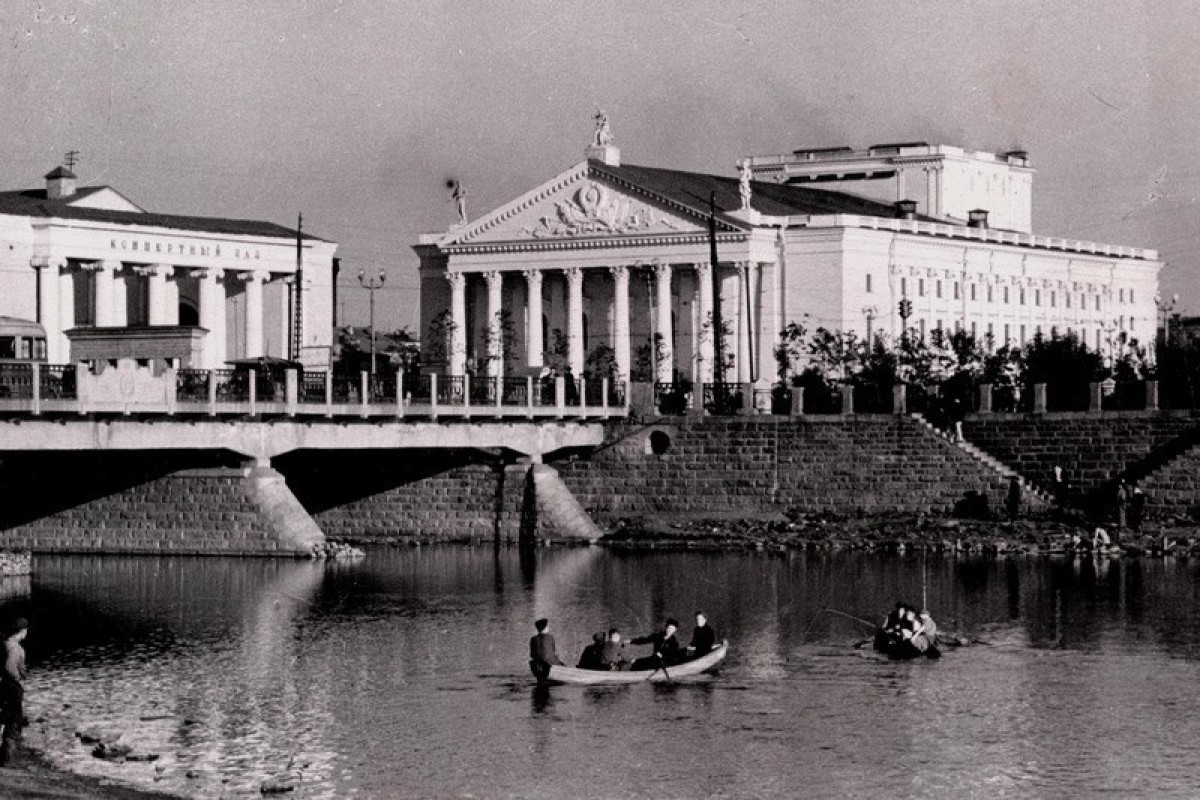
64,150,80,170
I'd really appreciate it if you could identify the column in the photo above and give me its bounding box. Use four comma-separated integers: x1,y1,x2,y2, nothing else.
33,259,61,361
748,261,762,381
484,270,504,378
609,265,631,381
654,261,674,383
565,268,585,377
146,265,174,325
447,272,467,377
696,262,714,384
242,270,267,359
736,262,750,383
198,268,226,369
163,267,179,325
93,260,118,327
58,262,75,358
523,270,544,370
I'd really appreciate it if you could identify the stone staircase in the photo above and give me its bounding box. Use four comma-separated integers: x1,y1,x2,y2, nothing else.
910,414,1053,508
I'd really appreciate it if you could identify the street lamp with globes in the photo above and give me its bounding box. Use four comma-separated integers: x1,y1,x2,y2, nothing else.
1156,292,1180,346
358,269,387,381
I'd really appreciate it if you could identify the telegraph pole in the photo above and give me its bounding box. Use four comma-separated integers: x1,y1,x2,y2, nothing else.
358,269,387,379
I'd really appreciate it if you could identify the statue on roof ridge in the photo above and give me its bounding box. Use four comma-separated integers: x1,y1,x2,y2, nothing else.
593,108,613,147
738,160,752,211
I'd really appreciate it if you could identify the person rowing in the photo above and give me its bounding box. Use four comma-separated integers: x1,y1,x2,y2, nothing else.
630,618,683,670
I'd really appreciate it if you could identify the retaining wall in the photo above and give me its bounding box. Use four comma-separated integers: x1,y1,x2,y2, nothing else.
554,415,1042,520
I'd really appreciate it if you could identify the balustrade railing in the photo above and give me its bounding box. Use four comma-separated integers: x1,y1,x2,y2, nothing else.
40,365,77,400
438,375,464,404
702,383,742,415
500,377,529,406
0,364,33,400
299,373,327,404
369,376,396,404
212,369,244,402
176,369,209,403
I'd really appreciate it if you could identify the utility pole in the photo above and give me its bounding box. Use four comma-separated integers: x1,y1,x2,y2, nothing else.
64,150,80,170
358,269,387,380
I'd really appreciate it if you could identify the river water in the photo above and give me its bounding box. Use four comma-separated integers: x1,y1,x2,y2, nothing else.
7,547,1200,799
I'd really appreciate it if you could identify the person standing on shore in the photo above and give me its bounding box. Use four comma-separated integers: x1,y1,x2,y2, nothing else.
0,617,28,763
1006,476,1022,521
1114,479,1129,528
1052,465,1071,509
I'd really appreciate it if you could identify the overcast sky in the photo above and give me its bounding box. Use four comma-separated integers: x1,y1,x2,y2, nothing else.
2,0,1197,331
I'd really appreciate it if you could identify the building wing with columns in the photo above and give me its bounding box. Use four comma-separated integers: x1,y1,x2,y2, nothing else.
416,138,1161,386
0,166,338,369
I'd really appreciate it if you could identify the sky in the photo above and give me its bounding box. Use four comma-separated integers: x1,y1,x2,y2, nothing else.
1,0,1198,332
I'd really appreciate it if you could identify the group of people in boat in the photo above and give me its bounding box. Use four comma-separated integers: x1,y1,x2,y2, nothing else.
873,601,939,658
529,612,718,679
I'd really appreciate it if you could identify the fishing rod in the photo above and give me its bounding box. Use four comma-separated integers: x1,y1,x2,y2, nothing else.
823,608,877,629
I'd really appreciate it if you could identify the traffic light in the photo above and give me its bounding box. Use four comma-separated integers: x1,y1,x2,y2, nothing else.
898,298,913,319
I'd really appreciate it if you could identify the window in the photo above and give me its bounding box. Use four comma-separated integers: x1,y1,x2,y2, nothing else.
1131,318,1136,332
1130,289,1135,303
919,319,926,340
1119,288,1125,302
1020,324,1027,345
954,281,960,300
1095,295,1101,311
970,284,977,301
936,280,942,299
1004,324,1010,344
1034,290,1040,306
1051,326,1058,339
987,285,993,303
919,278,925,297
1096,330,1102,350
1050,291,1056,308
936,318,943,332
866,273,873,293
1019,289,1025,305
954,320,962,333
901,277,907,296
987,322,993,339
970,321,977,337
1066,293,1071,309
1004,287,1010,304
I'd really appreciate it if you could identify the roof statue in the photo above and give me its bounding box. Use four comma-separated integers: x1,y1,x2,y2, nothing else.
593,109,613,147
448,180,467,224
738,160,752,211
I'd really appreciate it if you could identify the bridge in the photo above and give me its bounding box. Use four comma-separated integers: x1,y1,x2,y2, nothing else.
0,361,623,458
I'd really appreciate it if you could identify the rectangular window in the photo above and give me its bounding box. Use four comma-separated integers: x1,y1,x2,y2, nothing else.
1119,288,1125,302
986,322,993,340
970,284,977,301
901,277,907,296
919,278,926,297
1131,318,1136,332
1130,289,1135,303
1096,330,1102,349
1080,293,1085,308
1020,289,1026,305
1034,289,1040,306
971,321,977,337
1050,291,1056,308
1095,295,1101,311
936,318,943,332
1004,324,1010,344
919,319,926,340
1004,286,1010,304
936,280,943,299
866,273,873,293
953,281,960,300
955,320,962,333
1066,293,1071,309
1020,324,1027,345
1051,326,1058,339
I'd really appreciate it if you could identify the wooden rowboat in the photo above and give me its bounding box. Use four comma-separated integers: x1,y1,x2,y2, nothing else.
538,641,729,685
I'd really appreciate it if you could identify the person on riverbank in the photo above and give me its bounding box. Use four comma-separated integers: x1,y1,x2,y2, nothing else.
1052,465,1071,509
576,632,606,670
0,617,28,763
686,611,718,659
600,628,627,671
529,618,563,681
1114,479,1129,528
630,619,682,670
910,610,938,653
1006,476,1021,521
1129,487,1147,532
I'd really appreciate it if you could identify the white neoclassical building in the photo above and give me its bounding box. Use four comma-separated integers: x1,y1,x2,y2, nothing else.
415,132,1162,386
0,166,338,369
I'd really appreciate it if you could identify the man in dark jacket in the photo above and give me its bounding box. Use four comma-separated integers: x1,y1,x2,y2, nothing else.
686,612,718,659
600,628,627,670
529,618,563,681
577,632,606,670
630,618,682,670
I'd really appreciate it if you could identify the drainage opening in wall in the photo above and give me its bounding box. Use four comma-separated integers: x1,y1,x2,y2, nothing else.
647,431,671,455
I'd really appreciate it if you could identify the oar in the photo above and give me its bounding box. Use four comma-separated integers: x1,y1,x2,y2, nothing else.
824,608,878,630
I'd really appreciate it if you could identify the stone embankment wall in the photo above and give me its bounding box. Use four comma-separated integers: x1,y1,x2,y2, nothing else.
0,452,324,555
554,416,1041,521
961,413,1200,516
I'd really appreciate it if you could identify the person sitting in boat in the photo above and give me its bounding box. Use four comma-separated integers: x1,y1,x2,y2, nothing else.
874,602,915,651
630,618,683,670
685,611,718,660
529,618,564,680
909,610,938,653
577,632,607,670
600,628,627,671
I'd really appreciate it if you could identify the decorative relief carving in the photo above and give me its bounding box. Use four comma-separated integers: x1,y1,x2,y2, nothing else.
520,181,677,238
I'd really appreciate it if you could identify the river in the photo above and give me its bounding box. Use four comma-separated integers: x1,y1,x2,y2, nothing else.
6,547,1200,799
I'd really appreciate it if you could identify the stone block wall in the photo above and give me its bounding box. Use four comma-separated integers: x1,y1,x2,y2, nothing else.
554,416,1038,520
962,413,1200,499
0,451,319,554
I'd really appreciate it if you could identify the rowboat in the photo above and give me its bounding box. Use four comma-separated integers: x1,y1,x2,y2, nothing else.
536,641,729,685
873,631,940,661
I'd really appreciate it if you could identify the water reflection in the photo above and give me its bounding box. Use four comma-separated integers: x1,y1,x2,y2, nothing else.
11,549,1200,798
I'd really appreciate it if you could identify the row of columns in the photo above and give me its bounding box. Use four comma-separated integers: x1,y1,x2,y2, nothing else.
33,258,277,367
445,261,764,384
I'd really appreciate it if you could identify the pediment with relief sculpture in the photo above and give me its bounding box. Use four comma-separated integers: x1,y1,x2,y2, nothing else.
443,166,712,247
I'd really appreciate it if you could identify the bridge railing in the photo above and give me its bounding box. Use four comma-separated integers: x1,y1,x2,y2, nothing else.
4,364,627,420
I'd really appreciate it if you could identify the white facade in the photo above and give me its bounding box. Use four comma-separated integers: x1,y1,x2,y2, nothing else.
415,138,1161,384
0,168,338,368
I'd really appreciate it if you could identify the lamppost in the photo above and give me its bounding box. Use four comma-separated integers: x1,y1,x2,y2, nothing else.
357,269,387,380
1156,292,1180,347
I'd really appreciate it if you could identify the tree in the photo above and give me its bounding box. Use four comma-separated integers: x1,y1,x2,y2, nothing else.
1023,332,1103,411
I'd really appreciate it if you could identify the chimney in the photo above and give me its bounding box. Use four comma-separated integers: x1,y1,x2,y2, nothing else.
44,166,77,200
968,209,989,228
1004,150,1029,165
894,199,918,220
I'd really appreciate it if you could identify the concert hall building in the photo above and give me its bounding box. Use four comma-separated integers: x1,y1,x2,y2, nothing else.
0,166,338,369
416,134,1162,386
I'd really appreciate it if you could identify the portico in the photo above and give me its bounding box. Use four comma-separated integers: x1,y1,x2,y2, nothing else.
2,166,339,369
